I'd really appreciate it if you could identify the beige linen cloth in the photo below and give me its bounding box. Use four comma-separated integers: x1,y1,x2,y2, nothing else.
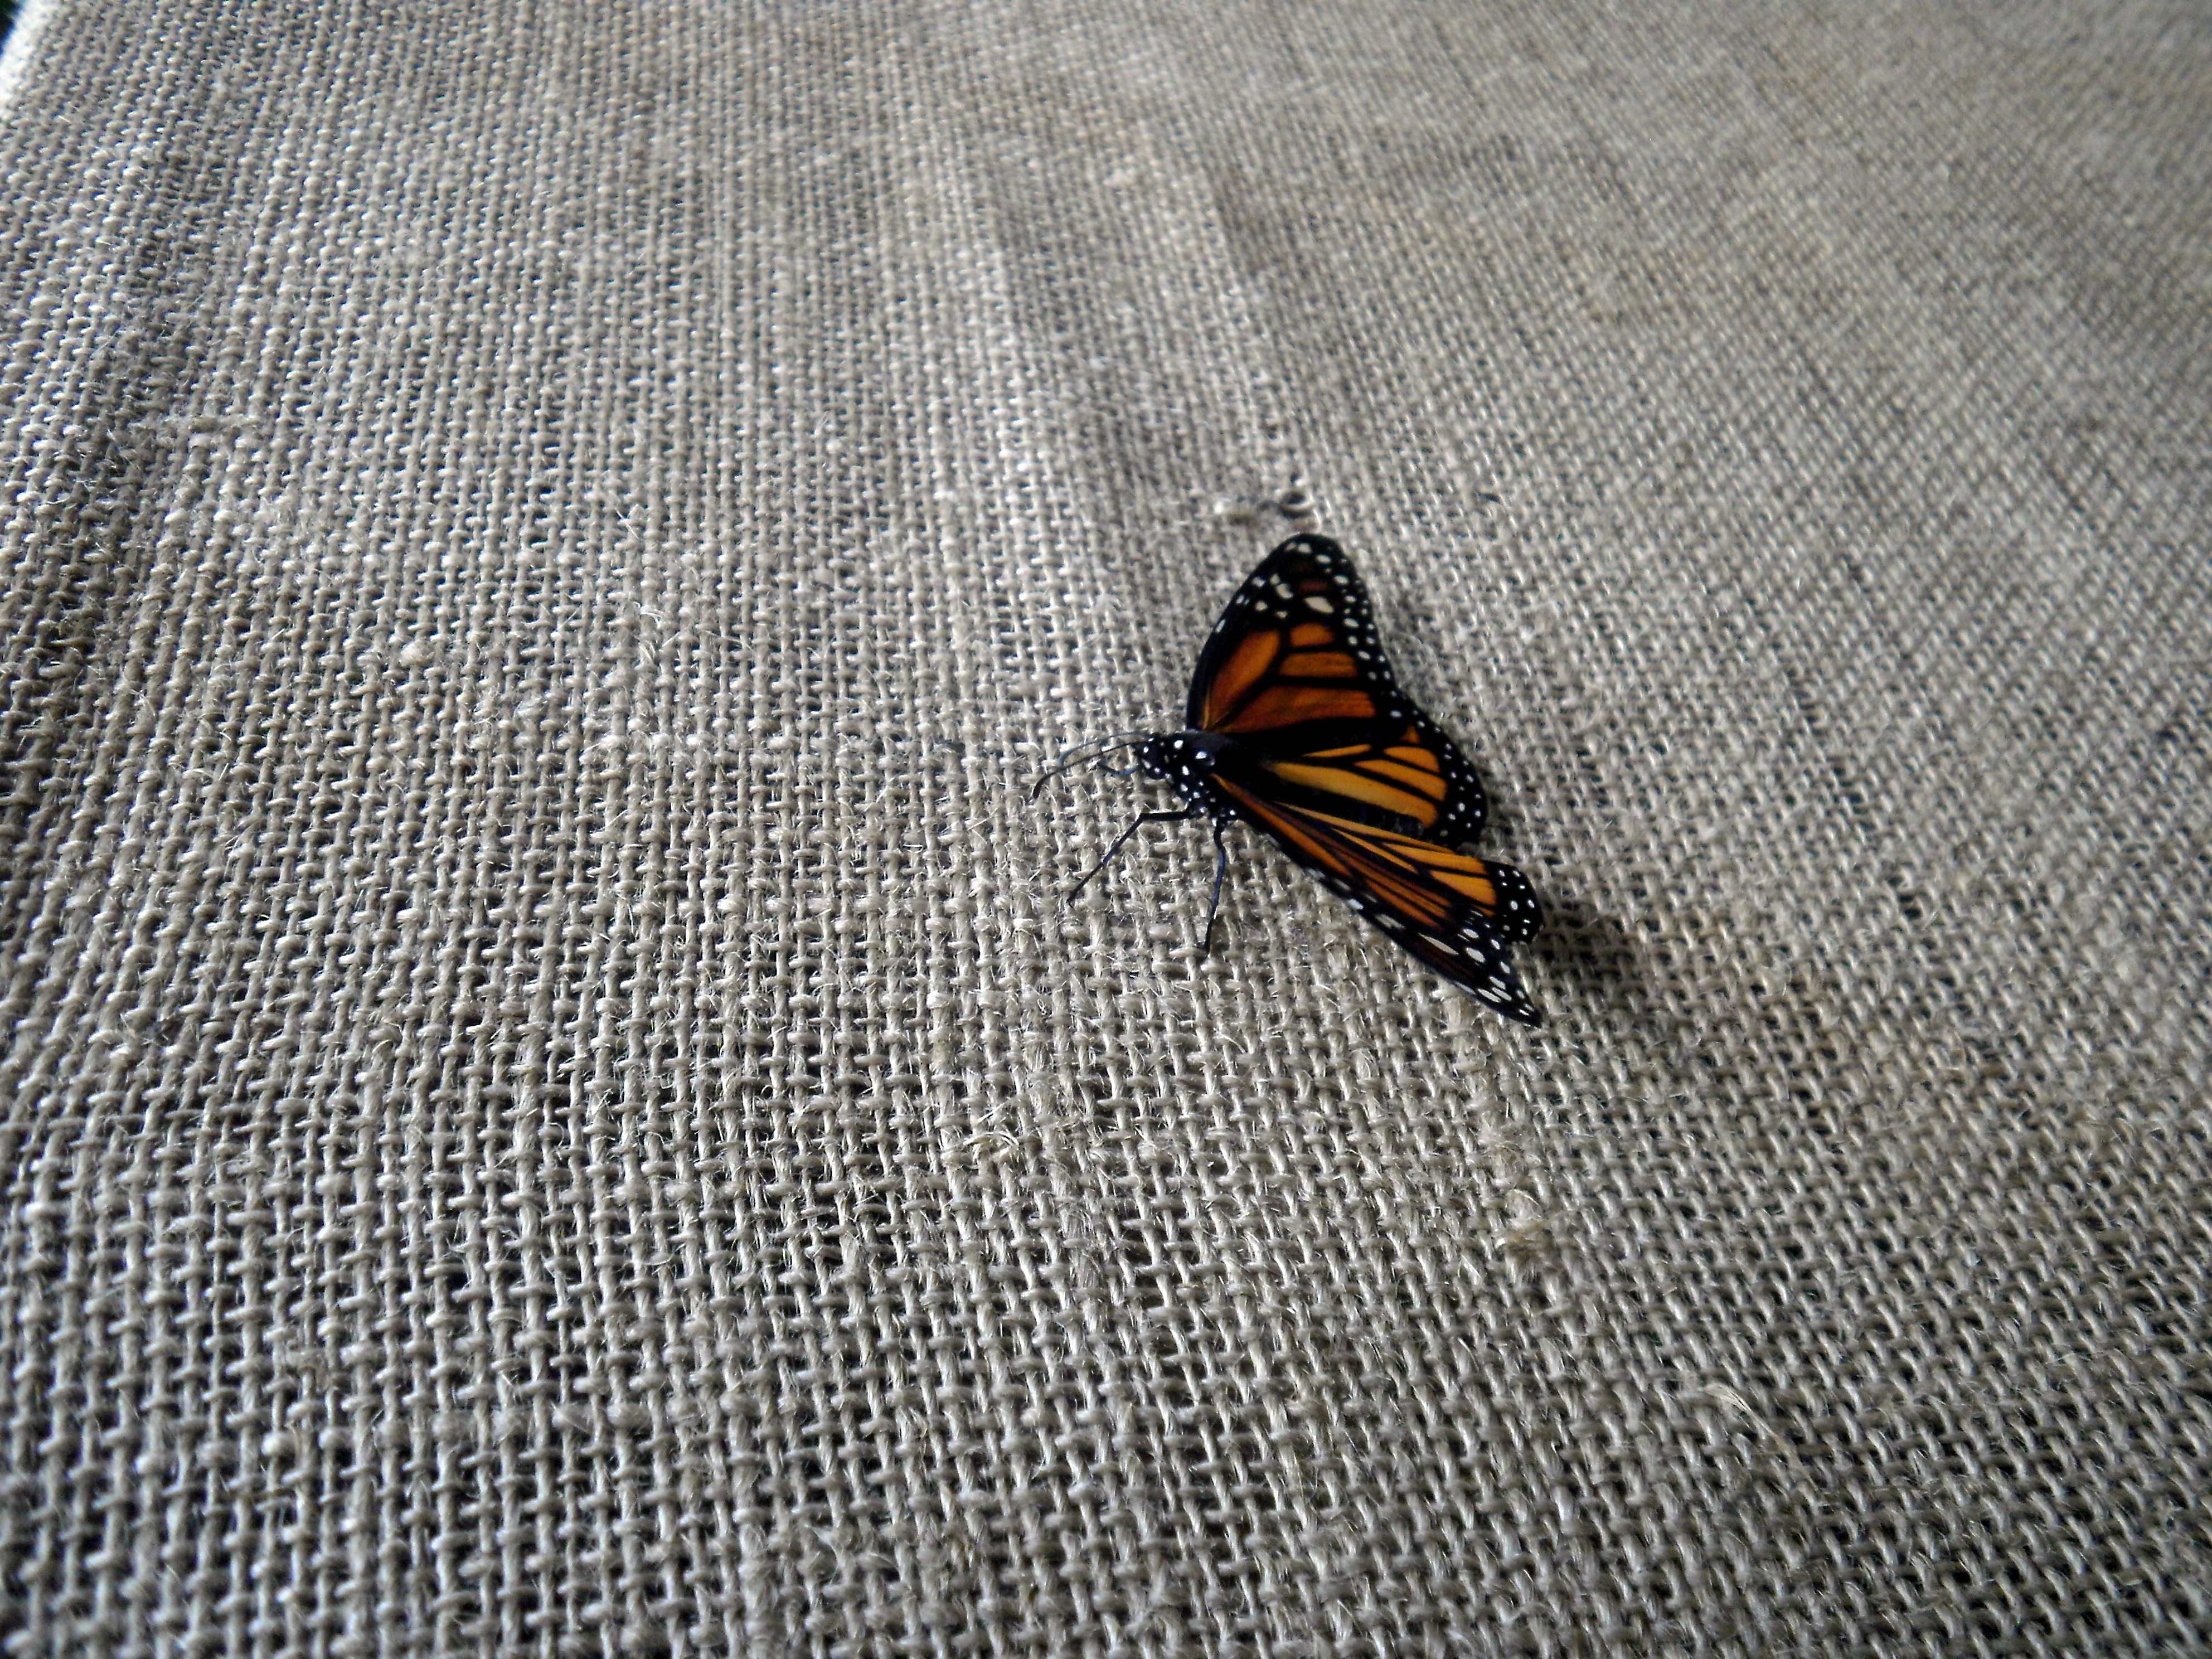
1,3,2205,1653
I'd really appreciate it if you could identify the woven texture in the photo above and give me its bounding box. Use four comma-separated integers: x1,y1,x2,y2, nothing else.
2,3,2207,1653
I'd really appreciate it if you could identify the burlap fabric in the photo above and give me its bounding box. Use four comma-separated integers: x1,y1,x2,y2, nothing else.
2,3,2206,1653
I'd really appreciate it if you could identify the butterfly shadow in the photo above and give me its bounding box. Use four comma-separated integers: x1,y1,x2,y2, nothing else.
1517,891,1683,1046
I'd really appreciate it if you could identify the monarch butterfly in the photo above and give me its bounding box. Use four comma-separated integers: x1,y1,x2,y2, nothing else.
1037,532,1544,1025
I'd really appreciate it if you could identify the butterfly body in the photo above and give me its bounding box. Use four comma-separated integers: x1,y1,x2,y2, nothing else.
1044,534,1544,1026
1136,729,1241,808
1142,728,1407,842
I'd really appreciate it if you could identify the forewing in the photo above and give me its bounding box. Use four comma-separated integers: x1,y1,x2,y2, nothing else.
1187,534,1488,841
1210,777,1543,1024
1186,534,1393,730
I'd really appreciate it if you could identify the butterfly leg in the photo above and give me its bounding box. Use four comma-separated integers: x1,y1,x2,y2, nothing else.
1199,816,1233,960
1066,807,1202,901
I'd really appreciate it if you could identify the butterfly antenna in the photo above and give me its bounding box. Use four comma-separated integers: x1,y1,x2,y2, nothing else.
1031,731,1152,799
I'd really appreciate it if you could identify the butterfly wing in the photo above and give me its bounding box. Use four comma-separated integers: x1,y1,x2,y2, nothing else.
1186,534,1488,843
1209,773,1544,1025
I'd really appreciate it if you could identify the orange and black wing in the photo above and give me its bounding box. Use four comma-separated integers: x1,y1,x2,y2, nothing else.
1187,534,1488,844
1210,775,1543,1025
